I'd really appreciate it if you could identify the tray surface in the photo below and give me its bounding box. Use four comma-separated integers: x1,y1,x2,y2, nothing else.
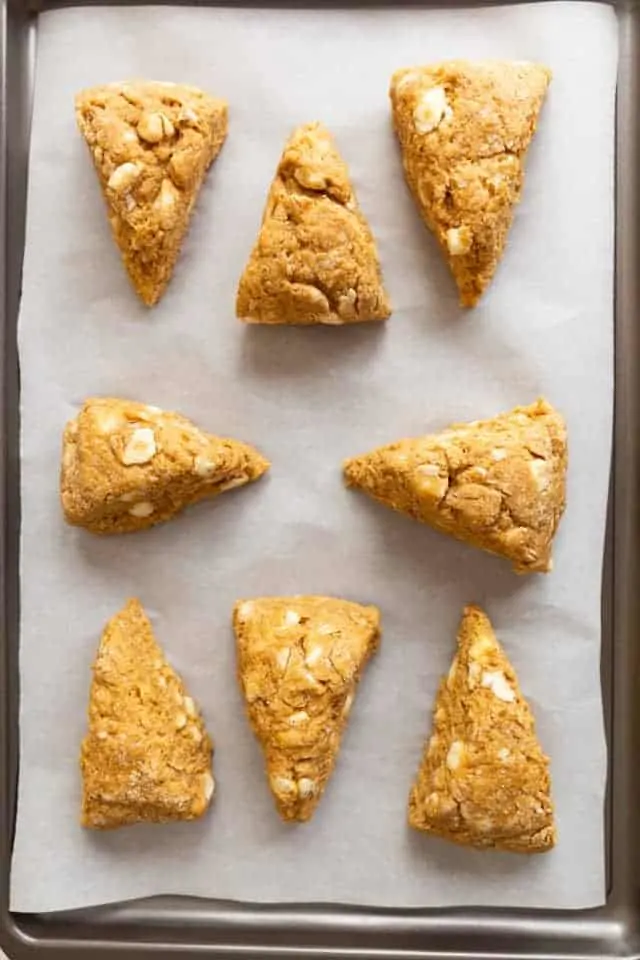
1,0,639,956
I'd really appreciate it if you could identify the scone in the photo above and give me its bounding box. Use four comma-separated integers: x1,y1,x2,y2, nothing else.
389,61,551,306
344,398,566,574
233,596,381,821
76,81,228,305
81,599,214,828
236,122,391,325
409,605,556,852
61,397,269,534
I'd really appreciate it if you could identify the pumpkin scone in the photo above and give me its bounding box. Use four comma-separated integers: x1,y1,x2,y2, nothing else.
233,596,381,821
61,397,269,534
409,604,556,852
344,398,567,574
81,598,214,828
389,61,551,306
236,122,391,325
76,81,228,305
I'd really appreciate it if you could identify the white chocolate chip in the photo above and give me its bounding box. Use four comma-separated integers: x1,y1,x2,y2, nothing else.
183,697,196,718
217,476,248,492
108,161,141,192
97,730,109,740
283,609,300,627
481,670,516,702
270,775,296,795
237,601,254,621
446,740,464,770
447,656,459,687
194,455,217,477
175,712,187,730
320,316,346,326
414,464,448,501
201,771,215,802
491,448,507,461
121,427,157,466
288,710,309,726
275,647,291,672
179,106,199,124
529,458,551,491
446,226,472,256
417,462,439,476
128,501,155,518
413,86,451,134
138,111,175,143
120,127,139,146
155,178,179,220
498,747,511,761
342,690,355,717
469,466,488,480
191,727,203,744
298,777,316,798
301,668,323,690
305,643,324,667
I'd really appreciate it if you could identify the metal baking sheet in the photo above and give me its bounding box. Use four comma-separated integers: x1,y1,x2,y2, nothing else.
1,0,638,956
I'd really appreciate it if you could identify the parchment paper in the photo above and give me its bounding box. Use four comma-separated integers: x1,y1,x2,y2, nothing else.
11,1,616,913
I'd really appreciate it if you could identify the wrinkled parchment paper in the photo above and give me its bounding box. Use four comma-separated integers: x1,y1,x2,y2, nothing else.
11,1,616,913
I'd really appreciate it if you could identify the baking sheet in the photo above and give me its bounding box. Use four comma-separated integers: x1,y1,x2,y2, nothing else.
10,0,616,913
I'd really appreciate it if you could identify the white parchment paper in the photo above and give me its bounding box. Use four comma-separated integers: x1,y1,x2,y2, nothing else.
11,1,616,913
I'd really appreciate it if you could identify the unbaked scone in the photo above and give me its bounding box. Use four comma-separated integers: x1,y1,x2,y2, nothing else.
76,81,228,305
409,604,556,852
236,122,391,325
389,61,551,306
81,598,214,828
344,398,567,574
61,397,269,534
233,596,381,821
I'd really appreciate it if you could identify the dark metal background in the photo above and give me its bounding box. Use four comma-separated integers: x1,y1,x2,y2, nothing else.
1,0,637,955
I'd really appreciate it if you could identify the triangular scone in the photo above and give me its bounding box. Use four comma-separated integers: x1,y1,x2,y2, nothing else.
75,81,228,305
236,123,391,325
61,397,269,534
409,605,555,852
233,596,380,821
389,61,551,306
344,398,566,574
81,599,214,828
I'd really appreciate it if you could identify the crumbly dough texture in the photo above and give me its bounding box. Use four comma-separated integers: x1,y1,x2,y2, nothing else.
344,398,566,574
409,605,556,852
75,81,228,305
233,596,381,821
81,598,214,829
390,61,551,306
61,397,269,534
236,122,391,325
